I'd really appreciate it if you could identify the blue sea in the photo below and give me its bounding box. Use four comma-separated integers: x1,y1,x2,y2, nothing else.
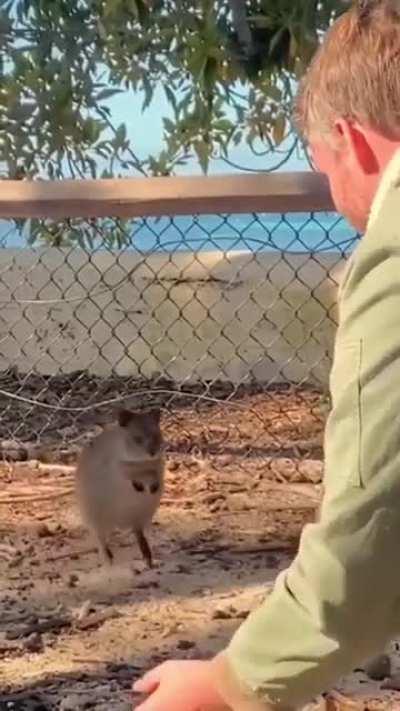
0,211,359,254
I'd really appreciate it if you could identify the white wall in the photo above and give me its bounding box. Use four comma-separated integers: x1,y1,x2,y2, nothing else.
0,248,344,386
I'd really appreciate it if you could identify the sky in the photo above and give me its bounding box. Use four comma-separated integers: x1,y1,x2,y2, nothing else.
107,86,309,176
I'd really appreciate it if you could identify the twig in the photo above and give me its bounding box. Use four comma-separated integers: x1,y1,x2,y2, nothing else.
0,543,17,560
0,487,74,505
162,496,194,505
0,386,275,417
72,657,109,665
0,285,120,305
220,137,298,173
75,608,121,631
218,503,317,514
6,615,71,639
187,543,296,556
273,469,289,484
45,547,96,562
19,462,75,473
45,538,136,562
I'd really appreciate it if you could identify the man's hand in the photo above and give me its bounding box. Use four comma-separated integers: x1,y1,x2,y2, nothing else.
133,659,228,711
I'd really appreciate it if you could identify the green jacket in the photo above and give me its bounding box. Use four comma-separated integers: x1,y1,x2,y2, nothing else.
226,149,400,710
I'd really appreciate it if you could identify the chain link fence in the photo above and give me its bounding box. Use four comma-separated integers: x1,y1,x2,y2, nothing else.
0,202,359,483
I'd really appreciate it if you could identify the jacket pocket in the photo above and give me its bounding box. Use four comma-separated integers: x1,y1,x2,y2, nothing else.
326,339,362,488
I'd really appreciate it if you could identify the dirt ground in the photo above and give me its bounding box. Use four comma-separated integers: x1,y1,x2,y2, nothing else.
1,392,400,710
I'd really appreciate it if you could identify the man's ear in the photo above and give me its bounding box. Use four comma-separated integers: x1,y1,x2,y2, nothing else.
334,119,379,175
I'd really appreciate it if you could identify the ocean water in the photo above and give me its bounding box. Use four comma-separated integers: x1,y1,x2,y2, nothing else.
0,211,359,254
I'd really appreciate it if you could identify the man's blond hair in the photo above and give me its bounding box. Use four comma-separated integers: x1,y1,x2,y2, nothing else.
295,0,400,141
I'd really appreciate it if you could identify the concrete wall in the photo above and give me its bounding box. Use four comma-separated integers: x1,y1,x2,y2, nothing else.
0,248,345,386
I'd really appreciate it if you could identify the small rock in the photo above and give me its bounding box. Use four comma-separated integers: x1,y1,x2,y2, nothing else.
35,523,52,538
8,552,24,569
75,607,121,631
205,494,224,506
235,609,250,620
23,632,43,653
1,694,50,710
59,693,92,710
363,653,391,681
0,636,21,653
212,608,233,620
135,580,160,590
47,522,65,535
162,622,183,638
177,639,195,651
188,456,207,470
0,439,28,461
299,459,323,484
75,599,94,622
175,564,190,574
107,662,141,675
382,674,400,691
209,503,221,513
208,425,228,436
218,455,232,468
67,573,79,588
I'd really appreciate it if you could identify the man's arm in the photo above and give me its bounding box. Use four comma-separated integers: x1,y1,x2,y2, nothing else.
210,250,400,710
215,489,400,709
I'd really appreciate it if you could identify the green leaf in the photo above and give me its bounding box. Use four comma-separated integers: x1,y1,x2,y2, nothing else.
82,118,103,144
272,114,286,145
141,76,153,112
113,123,127,149
193,140,209,174
214,119,233,133
163,117,175,133
268,85,282,102
164,85,177,112
7,103,35,121
269,28,286,58
96,88,122,101
103,0,123,17
203,56,217,92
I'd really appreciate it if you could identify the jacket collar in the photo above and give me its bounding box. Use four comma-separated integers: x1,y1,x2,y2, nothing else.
366,147,400,237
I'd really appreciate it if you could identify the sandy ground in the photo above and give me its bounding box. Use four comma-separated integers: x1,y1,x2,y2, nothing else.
0,392,399,710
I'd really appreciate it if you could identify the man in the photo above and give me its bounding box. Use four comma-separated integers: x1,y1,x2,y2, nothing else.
133,1,400,707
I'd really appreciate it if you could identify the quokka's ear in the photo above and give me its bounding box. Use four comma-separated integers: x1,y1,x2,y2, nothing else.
118,409,135,428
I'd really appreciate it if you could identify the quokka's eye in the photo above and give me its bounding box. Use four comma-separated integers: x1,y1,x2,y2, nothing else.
132,481,145,493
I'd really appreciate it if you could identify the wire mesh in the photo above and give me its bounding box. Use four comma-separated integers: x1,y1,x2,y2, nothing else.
0,211,359,482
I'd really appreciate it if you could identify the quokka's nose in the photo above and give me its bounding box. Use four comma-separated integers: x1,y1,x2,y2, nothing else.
148,436,161,457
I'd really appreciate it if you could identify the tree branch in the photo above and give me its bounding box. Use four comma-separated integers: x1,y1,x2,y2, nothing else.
228,0,253,57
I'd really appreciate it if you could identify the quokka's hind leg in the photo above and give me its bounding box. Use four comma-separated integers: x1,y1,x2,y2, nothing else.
92,527,114,566
134,529,153,568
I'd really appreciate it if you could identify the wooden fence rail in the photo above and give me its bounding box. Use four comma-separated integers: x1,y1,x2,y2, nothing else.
0,172,334,219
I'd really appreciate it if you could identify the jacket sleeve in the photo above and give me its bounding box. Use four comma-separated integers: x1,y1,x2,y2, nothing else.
224,250,400,710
